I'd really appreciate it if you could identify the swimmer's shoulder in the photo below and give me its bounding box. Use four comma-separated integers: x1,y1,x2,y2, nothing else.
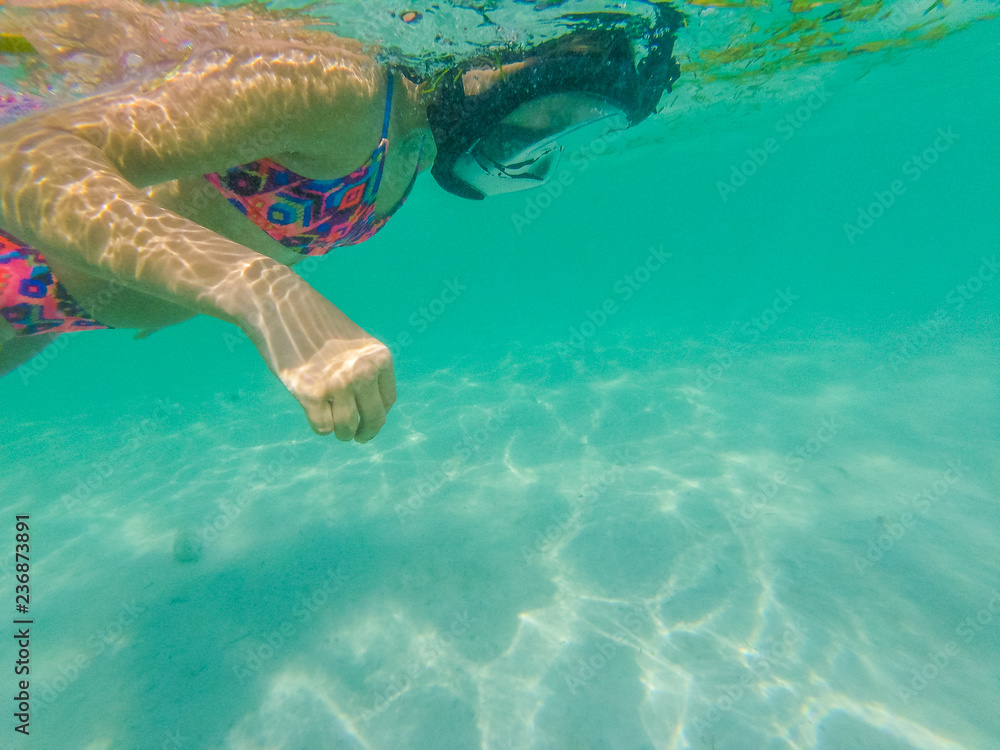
6,36,392,187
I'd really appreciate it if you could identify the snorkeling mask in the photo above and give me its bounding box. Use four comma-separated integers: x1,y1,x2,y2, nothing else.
427,17,681,200
450,93,630,197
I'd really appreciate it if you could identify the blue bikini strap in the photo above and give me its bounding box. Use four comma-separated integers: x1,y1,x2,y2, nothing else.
381,72,394,140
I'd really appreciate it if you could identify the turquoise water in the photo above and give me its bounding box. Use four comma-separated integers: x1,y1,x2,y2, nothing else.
1,10,998,750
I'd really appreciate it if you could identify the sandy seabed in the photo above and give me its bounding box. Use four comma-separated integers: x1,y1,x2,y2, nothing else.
1,326,997,750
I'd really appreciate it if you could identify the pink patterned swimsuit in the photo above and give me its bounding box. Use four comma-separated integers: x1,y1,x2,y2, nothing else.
0,71,417,337
0,230,108,335
205,71,417,256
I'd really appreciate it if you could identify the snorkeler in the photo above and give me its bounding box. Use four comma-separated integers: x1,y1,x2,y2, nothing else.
0,14,680,442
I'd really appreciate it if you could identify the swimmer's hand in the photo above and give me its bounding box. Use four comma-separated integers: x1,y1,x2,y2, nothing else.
278,336,395,442
241,280,396,442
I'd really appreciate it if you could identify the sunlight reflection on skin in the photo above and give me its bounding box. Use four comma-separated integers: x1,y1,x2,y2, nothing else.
0,24,418,440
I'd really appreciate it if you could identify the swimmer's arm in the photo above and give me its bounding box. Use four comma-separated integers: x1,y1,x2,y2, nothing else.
0,43,391,303
0,127,294,326
0,42,388,294
27,44,387,186
0,128,393,438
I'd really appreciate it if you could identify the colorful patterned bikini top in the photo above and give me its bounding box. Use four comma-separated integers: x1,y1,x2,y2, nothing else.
0,74,419,339
205,72,418,257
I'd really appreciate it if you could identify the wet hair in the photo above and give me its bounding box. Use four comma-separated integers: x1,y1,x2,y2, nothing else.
426,8,682,199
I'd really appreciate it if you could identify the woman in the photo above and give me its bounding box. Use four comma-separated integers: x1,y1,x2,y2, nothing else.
0,14,679,442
